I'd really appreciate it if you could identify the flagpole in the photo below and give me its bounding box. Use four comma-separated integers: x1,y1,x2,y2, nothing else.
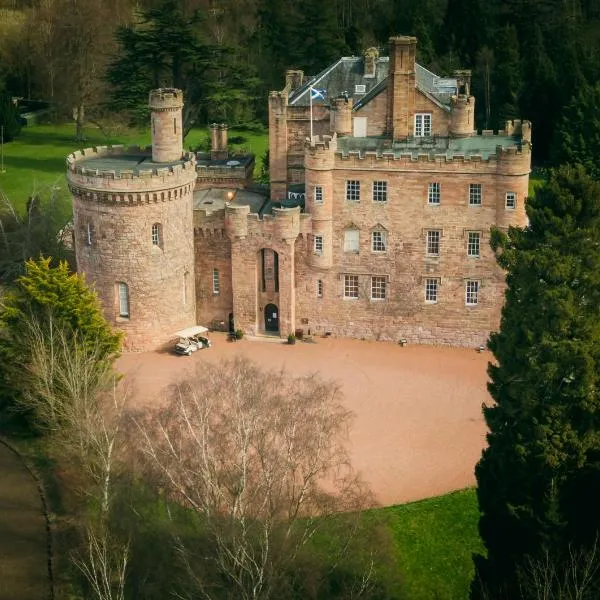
309,86,313,142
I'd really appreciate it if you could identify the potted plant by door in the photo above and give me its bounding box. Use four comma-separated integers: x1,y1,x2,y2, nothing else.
287,333,296,345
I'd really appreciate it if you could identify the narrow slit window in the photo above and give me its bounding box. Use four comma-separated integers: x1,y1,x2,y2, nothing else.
212,268,220,295
117,282,129,318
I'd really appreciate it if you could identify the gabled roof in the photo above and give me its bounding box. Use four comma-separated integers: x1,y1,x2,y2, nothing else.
288,57,458,112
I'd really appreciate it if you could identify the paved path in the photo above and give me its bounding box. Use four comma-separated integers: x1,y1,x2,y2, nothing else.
0,442,49,600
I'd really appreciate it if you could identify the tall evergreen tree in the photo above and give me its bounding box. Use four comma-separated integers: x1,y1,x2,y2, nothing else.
0,93,21,142
553,82,600,179
472,165,600,599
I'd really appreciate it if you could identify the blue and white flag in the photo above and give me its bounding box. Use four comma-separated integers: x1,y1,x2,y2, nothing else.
310,87,326,101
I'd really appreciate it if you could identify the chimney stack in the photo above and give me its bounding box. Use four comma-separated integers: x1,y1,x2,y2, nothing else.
364,47,379,78
386,36,417,141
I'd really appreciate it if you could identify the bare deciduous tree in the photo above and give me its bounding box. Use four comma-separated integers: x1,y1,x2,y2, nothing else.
136,357,374,600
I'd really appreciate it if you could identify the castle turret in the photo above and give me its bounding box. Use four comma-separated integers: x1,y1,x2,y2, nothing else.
269,91,289,201
330,96,353,136
305,135,336,270
149,88,184,163
67,88,197,351
450,71,476,138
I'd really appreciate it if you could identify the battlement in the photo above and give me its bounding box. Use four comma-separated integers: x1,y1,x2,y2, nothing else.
305,134,338,152
149,88,184,110
66,145,196,178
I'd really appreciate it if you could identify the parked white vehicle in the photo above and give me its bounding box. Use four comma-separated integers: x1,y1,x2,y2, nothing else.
174,326,211,356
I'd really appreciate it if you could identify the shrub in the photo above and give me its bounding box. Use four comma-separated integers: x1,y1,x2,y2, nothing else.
287,333,296,345
235,329,244,340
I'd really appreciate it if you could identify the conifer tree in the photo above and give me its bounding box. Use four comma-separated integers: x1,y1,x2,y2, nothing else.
553,82,600,179
472,165,600,599
0,93,21,142
0,258,122,428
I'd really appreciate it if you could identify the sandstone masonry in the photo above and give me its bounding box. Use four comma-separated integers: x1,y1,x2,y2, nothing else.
69,36,531,351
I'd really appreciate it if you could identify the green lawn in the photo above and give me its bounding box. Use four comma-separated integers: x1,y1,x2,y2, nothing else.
384,488,482,599
0,122,268,213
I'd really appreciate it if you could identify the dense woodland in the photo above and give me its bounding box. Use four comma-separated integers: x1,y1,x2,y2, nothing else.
1,0,600,161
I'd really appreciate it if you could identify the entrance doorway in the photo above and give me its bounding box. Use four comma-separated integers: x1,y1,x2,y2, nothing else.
264,304,279,333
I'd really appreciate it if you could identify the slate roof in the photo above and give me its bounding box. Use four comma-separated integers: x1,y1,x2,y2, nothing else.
288,57,458,112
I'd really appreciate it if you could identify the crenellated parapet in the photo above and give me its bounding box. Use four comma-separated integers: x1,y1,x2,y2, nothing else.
149,88,184,111
66,146,197,202
504,119,532,144
224,203,250,239
305,134,337,171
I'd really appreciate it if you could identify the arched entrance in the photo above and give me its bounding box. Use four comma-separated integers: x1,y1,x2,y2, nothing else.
264,304,279,333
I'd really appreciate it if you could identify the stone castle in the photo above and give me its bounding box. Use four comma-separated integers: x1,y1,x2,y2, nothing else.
67,36,531,351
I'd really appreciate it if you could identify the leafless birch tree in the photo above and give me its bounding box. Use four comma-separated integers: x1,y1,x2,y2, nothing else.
136,357,374,600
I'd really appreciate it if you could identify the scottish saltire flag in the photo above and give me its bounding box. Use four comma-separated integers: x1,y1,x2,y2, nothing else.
310,87,326,101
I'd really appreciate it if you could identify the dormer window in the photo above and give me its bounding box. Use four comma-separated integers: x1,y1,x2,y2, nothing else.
354,84,366,94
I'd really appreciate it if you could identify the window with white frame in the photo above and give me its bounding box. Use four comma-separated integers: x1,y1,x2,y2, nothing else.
371,276,387,300
425,278,439,303
314,234,324,254
428,182,440,205
415,113,432,137
505,191,516,209
371,230,387,252
469,183,482,206
346,180,360,202
466,280,480,305
467,231,481,257
314,185,324,204
212,268,220,295
86,223,92,245
344,229,360,252
426,230,441,256
343,274,359,299
355,84,366,94
117,282,129,318
316,279,323,298
151,223,161,246
372,181,388,202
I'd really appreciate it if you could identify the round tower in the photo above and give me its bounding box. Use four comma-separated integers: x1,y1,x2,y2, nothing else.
449,70,476,138
305,135,336,270
67,89,198,351
149,88,184,163
330,96,353,136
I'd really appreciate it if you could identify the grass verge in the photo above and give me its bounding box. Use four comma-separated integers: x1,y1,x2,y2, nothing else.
0,122,268,213
384,488,482,599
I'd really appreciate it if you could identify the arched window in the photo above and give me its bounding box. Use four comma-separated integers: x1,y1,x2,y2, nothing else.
117,282,129,318
152,223,162,247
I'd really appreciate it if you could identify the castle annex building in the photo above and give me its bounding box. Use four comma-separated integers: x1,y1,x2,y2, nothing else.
68,37,531,351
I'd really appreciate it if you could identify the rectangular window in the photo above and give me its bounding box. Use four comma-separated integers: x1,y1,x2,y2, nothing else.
314,234,324,254
371,230,387,252
415,113,432,137
428,182,440,205
344,274,359,299
466,280,480,306
355,84,366,94
344,229,360,252
317,279,323,298
426,230,440,256
469,183,482,206
467,232,481,257
505,191,516,209
86,223,92,245
425,278,439,303
346,180,360,202
212,268,220,295
371,276,387,300
152,223,160,246
372,181,388,202
118,282,129,318
261,248,266,292
314,185,324,204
